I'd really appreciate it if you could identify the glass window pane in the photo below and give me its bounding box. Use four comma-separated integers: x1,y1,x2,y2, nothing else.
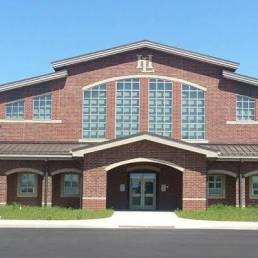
148,79,173,137
236,95,255,121
116,79,140,137
33,94,52,120
181,84,205,140
83,84,107,138
5,100,25,120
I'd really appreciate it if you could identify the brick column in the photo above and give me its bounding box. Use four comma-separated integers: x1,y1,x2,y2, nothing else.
106,81,116,139
182,155,207,210
42,172,52,207
240,175,246,208
235,176,240,207
0,174,7,206
173,81,181,140
82,166,107,209
140,78,149,132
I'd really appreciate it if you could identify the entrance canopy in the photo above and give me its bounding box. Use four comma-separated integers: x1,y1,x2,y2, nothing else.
72,133,218,158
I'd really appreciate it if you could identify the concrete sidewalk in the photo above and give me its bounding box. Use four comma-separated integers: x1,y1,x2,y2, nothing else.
1,211,258,230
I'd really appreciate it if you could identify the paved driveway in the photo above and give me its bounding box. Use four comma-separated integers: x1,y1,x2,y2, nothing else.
1,229,258,258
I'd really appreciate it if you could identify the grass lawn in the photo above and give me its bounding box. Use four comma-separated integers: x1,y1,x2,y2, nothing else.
0,205,113,220
176,205,258,221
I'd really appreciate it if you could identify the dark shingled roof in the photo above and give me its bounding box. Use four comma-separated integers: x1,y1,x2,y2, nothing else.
201,144,258,157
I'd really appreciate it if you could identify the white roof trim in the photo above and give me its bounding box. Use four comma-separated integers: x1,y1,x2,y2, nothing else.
72,134,218,158
223,70,258,86
52,40,239,70
82,74,207,91
208,169,237,178
105,157,184,172
0,70,68,93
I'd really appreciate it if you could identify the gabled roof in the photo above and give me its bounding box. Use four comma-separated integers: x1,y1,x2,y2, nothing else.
71,133,219,158
51,40,239,70
223,70,258,87
0,70,68,93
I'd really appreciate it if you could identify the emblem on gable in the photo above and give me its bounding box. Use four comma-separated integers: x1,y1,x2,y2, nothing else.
137,55,154,73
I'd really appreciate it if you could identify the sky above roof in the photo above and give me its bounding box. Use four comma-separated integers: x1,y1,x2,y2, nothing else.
0,0,258,84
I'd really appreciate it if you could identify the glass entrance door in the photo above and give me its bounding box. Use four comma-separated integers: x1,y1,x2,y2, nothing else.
129,173,156,210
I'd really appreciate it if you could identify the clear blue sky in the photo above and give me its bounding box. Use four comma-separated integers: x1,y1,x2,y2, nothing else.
1,0,258,84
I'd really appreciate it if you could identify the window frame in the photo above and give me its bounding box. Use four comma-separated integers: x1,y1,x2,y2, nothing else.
5,99,25,120
61,173,81,197
115,78,140,138
33,93,52,120
236,94,256,121
148,79,173,137
82,84,107,139
207,175,225,199
249,175,258,199
181,84,206,141
17,173,38,197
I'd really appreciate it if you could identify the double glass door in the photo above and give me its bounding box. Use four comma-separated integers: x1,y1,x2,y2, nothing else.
129,173,156,210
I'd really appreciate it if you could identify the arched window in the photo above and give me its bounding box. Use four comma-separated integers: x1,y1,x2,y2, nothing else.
181,84,205,140
148,79,173,137
83,84,107,139
116,79,140,138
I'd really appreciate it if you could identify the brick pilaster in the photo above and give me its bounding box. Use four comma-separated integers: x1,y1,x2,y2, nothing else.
0,174,7,206
140,78,149,132
106,81,116,139
82,166,107,209
173,81,181,139
235,176,240,207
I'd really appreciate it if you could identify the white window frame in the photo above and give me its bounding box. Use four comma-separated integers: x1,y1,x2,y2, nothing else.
148,79,173,137
236,95,256,121
181,84,205,140
5,99,25,120
82,84,107,139
62,174,80,197
33,93,52,120
249,175,258,199
207,175,225,199
17,173,38,197
115,78,140,138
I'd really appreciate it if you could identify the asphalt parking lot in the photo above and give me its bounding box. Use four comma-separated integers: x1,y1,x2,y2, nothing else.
0,229,258,258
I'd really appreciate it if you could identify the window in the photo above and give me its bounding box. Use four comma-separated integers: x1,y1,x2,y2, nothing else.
5,100,24,120
208,175,224,198
18,173,37,197
33,94,52,120
116,79,140,137
83,84,107,138
236,95,255,121
251,176,258,197
63,174,80,196
182,84,205,140
148,79,172,137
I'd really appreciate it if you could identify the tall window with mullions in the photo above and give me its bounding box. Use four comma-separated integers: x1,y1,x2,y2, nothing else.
83,84,107,139
181,84,205,140
116,79,140,138
148,79,172,137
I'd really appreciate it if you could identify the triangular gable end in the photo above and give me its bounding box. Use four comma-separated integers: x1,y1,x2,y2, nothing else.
71,134,218,158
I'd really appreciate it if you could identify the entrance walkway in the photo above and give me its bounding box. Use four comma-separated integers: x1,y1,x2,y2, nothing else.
1,211,258,229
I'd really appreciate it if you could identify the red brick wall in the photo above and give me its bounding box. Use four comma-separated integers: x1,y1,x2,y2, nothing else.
52,174,80,208
0,48,257,143
208,175,236,206
106,163,182,210
7,173,42,206
82,140,207,210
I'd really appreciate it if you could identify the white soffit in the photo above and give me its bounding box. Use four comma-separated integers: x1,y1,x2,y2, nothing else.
223,70,258,86
51,40,239,70
0,70,68,93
